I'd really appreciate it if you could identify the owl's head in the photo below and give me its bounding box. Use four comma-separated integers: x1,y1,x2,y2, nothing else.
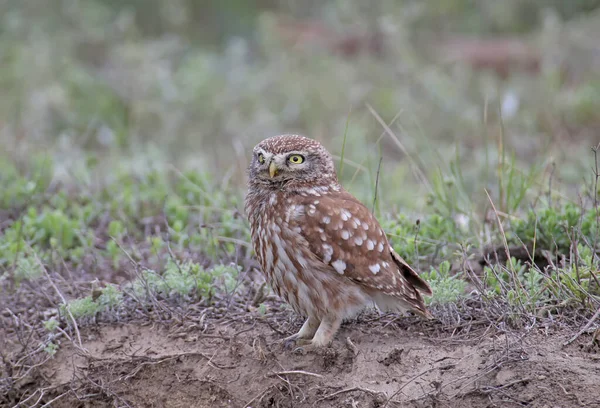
248,134,338,190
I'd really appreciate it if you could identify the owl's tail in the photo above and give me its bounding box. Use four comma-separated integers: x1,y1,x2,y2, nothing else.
380,249,434,319
372,292,433,319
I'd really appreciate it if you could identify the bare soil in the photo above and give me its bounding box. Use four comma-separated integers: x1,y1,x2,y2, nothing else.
6,307,600,408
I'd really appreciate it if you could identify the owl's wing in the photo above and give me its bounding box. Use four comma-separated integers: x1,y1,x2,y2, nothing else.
294,190,432,317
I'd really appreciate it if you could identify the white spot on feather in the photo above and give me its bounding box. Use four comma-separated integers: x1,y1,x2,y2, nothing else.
377,242,384,252
322,216,331,224
332,259,346,274
369,264,380,274
354,237,363,246
366,240,375,250
341,230,350,240
340,209,352,221
322,244,333,263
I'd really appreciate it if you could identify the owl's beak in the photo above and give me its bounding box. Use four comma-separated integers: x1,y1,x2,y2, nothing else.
269,161,278,178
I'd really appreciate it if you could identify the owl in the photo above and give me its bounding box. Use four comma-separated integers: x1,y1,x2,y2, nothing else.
245,134,432,350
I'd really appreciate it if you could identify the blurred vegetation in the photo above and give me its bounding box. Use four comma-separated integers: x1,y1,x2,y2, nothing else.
2,0,599,187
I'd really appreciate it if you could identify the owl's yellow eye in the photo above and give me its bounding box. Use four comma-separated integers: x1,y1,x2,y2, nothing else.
257,153,265,164
288,154,305,164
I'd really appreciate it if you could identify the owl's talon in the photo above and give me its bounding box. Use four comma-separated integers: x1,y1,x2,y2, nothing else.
293,346,307,355
282,336,313,351
292,340,320,354
282,336,299,350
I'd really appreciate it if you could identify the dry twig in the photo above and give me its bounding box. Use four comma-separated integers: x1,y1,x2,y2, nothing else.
318,386,382,402
267,370,323,379
563,306,600,346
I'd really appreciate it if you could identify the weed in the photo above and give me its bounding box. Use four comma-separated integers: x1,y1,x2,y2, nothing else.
43,342,58,357
43,318,59,333
421,261,468,305
12,256,43,285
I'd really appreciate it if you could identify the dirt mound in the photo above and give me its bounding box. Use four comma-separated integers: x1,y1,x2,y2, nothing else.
9,311,599,408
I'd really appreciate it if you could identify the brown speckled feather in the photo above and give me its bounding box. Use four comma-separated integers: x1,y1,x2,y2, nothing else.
288,189,432,318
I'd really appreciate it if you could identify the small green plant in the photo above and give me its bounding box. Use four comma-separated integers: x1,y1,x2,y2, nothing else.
257,303,267,315
0,155,54,209
130,259,240,301
421,261,467,305
60,285,124,320
0,206,91,265
106,239,122,267
43,317,59,332
107,220,126,238
61,296,101,320
12,256,43,285
510,203,583,254
44,342,58,357
97,284,123,310
383,214,466,265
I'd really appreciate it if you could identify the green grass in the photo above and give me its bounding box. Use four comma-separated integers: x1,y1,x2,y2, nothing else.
2,143,599,325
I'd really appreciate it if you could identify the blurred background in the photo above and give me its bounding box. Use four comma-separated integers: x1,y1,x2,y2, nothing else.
1,0,600,211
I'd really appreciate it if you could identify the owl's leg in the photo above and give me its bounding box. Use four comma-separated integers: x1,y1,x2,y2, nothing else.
295,314,342,351
282,316,320,349
296,316,321,339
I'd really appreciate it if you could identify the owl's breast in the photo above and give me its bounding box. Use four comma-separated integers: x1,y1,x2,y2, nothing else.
246,191,315,313
246,190,287,271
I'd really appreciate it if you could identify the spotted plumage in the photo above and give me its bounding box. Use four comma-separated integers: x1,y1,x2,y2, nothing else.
245,134,432,349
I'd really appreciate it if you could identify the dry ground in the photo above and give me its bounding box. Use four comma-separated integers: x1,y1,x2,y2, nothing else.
5,305,600,408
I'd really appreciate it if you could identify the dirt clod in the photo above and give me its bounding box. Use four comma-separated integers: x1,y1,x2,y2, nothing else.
378,347,404,366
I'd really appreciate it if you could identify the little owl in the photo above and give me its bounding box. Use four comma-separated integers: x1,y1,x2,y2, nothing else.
245,135,432,350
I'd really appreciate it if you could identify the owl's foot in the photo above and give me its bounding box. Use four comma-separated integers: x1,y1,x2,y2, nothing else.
281,334,317,350
293,314,341,353
280,317,320,350
292,338,335,354
282,334,301,350
293,339,319,354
